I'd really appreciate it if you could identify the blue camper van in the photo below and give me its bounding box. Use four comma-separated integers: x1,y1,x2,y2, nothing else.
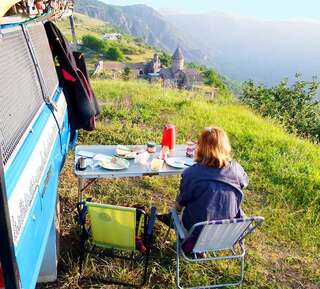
0,21,72,288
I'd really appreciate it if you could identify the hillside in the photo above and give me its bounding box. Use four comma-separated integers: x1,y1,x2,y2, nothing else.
45,79,320,289
48,11,320,289
74,0,206,64
56,13,155,71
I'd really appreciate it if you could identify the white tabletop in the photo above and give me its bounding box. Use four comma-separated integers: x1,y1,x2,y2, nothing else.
74,145,194,179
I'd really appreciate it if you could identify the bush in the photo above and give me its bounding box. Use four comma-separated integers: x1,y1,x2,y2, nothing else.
159,52,172,67
104,47,124,61
82,34,107,52
186,62,206,72
122,67,131,81
202,69,226,90
241,75,320,141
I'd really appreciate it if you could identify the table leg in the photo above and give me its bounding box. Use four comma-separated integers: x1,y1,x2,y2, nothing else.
78,178,84,203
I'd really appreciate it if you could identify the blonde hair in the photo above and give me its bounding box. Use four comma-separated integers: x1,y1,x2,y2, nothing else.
195,126,232,168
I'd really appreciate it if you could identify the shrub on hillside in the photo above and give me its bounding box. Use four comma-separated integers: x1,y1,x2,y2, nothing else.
104,47,124,61
202,69,226,90
241,75,320,141
122,67,131,81
159,52,172,67
186,62,206,72
121,46,144,55
82,34,107,52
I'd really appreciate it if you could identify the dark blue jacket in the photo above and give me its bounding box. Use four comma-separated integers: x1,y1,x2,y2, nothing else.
176,160,248,235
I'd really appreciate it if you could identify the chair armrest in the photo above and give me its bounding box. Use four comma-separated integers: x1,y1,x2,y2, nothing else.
170,208,186,240
146,207,157,240
238,216,265,243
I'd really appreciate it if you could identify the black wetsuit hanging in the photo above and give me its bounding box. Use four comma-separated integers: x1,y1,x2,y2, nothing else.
44,21,100,131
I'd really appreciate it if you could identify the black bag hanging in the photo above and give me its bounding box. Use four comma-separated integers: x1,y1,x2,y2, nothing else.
44,21,100,131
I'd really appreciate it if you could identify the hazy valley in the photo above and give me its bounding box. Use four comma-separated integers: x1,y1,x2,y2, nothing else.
77,0,320,86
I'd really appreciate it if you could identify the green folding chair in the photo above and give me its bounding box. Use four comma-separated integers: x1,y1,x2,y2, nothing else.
77,200,157,287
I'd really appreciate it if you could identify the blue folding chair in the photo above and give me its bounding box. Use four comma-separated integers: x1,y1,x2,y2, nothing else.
171,208,264,288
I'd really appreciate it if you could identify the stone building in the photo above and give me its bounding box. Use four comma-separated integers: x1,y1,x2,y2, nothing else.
160,47,203,89
145,53,162,74
172,47,184,73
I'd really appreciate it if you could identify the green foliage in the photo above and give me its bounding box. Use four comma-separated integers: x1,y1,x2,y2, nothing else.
241,75,320,142
120,45,144,55
222,75,243,96
122,67,131,81
82,34,107,52
104,47,124,61
202,69,226,90
186,62,206,72
159,52,172,67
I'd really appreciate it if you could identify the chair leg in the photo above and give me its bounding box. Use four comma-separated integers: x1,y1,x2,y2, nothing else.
176,245,246,289
239,255,245,283
79,245,84,275
79,226,86,275
141,249,150,286
176,237,183,289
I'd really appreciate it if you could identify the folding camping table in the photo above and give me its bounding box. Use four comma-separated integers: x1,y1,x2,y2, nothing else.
74,145,190,202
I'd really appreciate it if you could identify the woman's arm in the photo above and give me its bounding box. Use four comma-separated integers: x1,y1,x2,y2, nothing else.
240,170,249,189
235,162,249,189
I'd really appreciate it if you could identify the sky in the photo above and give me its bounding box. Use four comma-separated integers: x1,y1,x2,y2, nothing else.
103,0,320,20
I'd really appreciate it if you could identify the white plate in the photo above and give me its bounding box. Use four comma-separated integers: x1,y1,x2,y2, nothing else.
97,155,130,170
115,151,137,159
116,145,144,159
165,157,195,169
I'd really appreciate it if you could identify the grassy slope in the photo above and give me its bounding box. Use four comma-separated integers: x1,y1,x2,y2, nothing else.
52,80,320,289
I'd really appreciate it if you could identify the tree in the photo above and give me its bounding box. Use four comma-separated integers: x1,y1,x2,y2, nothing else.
241,75,320,141
122,67,131,81
159,52,172,67
105,47,124,61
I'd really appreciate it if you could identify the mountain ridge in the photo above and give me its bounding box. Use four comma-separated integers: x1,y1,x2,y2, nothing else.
165,12,320,85
75,0,320,86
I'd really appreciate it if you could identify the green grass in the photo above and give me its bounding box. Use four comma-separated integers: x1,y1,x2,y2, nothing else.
44,80,320,288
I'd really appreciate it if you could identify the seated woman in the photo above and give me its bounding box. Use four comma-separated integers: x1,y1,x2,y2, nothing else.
159,126,248,248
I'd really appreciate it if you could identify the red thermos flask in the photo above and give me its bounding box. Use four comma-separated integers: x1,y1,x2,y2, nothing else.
161,124,176,150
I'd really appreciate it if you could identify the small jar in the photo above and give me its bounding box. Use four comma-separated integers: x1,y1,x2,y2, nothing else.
77,157,87,171
186,141,195,158
147,142,157,154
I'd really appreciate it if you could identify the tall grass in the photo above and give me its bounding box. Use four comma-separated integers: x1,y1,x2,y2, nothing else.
46,80,320,289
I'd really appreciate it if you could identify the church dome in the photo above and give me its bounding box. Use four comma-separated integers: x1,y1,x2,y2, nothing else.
171,46,185,74
172,47,184,60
